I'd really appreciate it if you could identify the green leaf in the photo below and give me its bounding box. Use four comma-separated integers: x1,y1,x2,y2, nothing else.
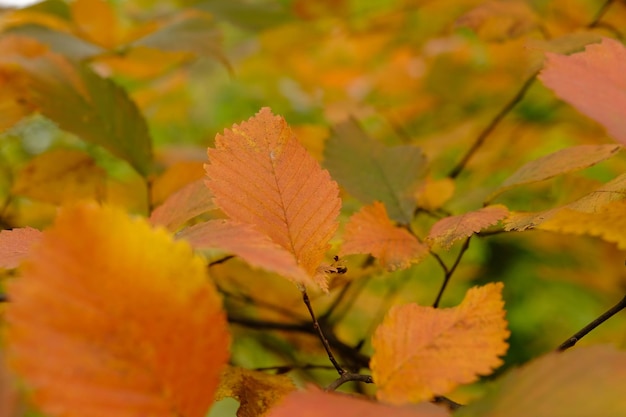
324,119,428,223
7,25,104,61
194,0,291,31
456,345,626,417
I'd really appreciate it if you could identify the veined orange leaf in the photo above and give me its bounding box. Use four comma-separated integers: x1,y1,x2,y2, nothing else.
488,145,621,201
0,227,42,269
371,283,509,405
539,37,626,145
215,366,295,417
455,345,626,417
340,201,428,270
176,219,311,285
150,179,216,231
6,203,230,417
426,205,508,249
266,389,450,417
205,108,341,290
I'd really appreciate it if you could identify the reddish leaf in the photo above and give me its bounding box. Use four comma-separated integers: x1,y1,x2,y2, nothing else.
267,389,450,417
340,202,428,270
426,205,508,249
205,108,341,290
371,283,509,404
150,179,216,231
0,227,42,269
539,37,626,144
6,203,230,417
176,219,310,285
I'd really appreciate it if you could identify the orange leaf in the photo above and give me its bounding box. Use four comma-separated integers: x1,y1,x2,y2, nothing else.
0,227,42,269
205,108,341,290
340,202,428,270
150,179,216,231
427,205,508,249
539,37,626,145
177,219,311,285
71,0,120,49
266,389,450,417
371,283,509,405
6,203,230,417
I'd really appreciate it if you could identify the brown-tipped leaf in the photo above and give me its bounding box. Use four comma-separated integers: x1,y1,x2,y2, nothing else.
427,205,508,249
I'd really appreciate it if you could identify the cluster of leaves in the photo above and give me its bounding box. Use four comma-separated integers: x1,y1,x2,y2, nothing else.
1,0,626,416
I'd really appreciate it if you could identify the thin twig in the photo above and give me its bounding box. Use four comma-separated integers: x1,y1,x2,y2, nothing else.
319,281,353,322
588,0,615,28
557,294,626,351
432,237,471,308
325,372,373,391
433,395,463,411
302,290,345,375
208,255,234,267
448,71,539,179
254,364,336,374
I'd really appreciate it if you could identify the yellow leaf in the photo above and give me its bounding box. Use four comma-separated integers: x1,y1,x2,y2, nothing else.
340,201,428,270
538,200,626,249
427,205,508,249
12,149,107,205
215,366,295,417
416,178,455,211
6,202,230,417
71,0,120,49
205,108,341,290
371,283,509,405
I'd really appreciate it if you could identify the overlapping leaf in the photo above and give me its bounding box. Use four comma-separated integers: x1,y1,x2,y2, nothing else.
205,108,341,290
6,203,230,417
371,283,509,405
150,179,216,231
0,227,41,269
455,346,626,417
427,205,508,249
539,37,626,145
266,389,450,417
324,118,427,223
488,145,621,201
340,201,428,270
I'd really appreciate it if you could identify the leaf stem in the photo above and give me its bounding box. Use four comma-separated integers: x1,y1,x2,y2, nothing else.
325,372,373,391
557,294,626,351
432,237,471,308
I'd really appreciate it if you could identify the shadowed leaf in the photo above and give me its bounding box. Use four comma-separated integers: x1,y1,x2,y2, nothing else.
371,283,509,405
427,205,508,249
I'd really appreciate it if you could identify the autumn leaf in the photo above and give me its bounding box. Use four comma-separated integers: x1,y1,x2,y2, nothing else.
266,389,450,417
205,107,341,290
6,203,230,417
340,201,428,270
70,0,119,49
176,219,310,284
456,0,539,42
215,366,295,417
371,283,509,405
11,148,106,205
324,118,428,223
488,145,621,201
150,179,216,231
455,345,626,417
539,37,626,145
426,205,508,249
0,227,42,269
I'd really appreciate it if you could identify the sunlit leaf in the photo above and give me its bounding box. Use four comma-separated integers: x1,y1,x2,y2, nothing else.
540,37,626,144
150,179,216,231
426,205,508,249
6,203,230,417
340,201,428,270
205,108,341,290
0,227,41,269
488,145,621,201
215,366,295,417
455,345,626,417
11,148,106,205
177,219,311,286
266,389,450,417
325,119,427,223
371,283,509,405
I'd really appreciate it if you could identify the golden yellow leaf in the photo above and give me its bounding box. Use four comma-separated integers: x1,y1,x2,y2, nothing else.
537,200,626,249
205,108,341,290
426,205,508,249
371,283,509,405
340,202,428,270
416,178,455,211
71,0,120,49
6,203,230,417
215,366,295,417
12,149,107,205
